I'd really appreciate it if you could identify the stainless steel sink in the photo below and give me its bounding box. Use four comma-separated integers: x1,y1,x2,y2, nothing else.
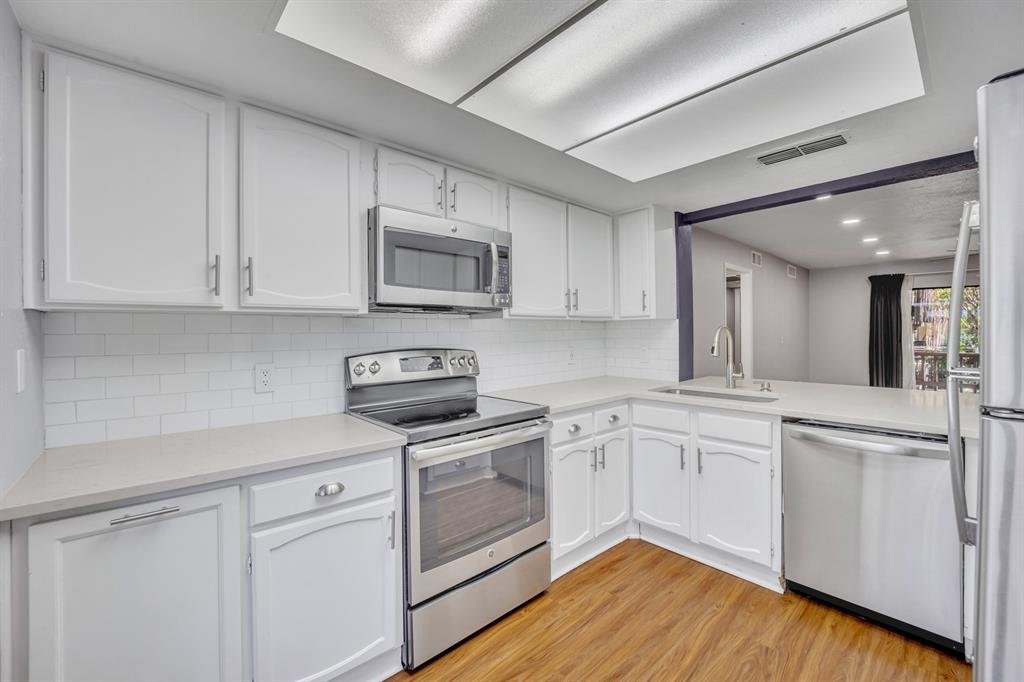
650,386,780,402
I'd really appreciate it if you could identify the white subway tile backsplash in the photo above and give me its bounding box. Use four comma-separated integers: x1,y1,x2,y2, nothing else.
46,422,106,448
43,357,76,380
231,315,274,333
273,384,309,404
133,313,185,334
209,406,254,429
208,334,252,353
43,312,75,334
159,334,208,354
75,356,132,378
231,388,274,407
185,314,231,333
76,398,133,423
45,378,105,402
273,350,309,368
45,403,77,426
133,354,185,376
76,313,132,334
135,393,185,417
309,317,346,332
186,390,232,412
273,316,309,333
105,334,160,355
253,334,292,352
253,403,293,423
209,370,253,390
45,335,104,357
159,373,209,394
107,375,160,398
162,411,209,434
185,353,232,373
107,416,161,441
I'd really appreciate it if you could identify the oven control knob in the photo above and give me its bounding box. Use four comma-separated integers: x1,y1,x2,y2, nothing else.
368,361,381,374
449,357,457,367
467,356,476,367
487,549,495,558
353,362,366,376
457,356,467,367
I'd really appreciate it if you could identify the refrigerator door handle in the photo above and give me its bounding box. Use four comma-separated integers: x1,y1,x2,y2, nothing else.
946,200,980,547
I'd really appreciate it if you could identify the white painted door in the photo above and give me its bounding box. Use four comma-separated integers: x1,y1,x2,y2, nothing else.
616,208,653,318
552,439,596,558
446,168,501,228
632,428,689,537
250,497,398,682
567,205,614,318
376,148,445,217
240,107,362,310
508,187,568,318
43,51,225,306
695,438,772,566
595,429,630,536
27,488,242,682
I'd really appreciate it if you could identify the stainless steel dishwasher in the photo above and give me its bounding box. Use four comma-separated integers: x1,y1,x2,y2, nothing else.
782,420,963,653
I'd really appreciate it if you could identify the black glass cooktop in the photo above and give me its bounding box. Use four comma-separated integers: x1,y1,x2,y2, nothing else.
359,395,547,443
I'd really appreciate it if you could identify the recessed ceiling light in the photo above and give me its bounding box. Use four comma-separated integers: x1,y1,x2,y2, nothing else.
842,218,861,225
875,249,891,256
862,236,879,243
816,194,832,201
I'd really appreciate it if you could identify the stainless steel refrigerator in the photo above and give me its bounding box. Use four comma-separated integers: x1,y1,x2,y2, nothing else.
948,68,1024,682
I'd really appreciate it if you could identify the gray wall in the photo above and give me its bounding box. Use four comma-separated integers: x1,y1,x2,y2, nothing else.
0,2,43,495
691,227,809,382
807,256,974,386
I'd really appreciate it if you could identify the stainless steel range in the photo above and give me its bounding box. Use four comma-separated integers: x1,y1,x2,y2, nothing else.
345,348,551,669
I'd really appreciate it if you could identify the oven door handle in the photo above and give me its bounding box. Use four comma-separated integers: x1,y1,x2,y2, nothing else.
409,421,552,464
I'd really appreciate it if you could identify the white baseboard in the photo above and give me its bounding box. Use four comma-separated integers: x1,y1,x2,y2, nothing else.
551,520,639,581
337,646,401,682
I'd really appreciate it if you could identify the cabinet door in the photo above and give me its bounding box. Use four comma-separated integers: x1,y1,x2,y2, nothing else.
695,438,772,566
616,208,654,318
567,205,614,318
632,428,689,536
376,148,445,217
44,52,225,306
240,107,362,310
595,429,630,536
251,497,398,682
508,187,568,318
447,168,501,228
551,439,595,558
28,488,242,682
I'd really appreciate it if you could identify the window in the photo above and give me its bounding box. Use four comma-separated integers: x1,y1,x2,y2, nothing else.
911,286,980,391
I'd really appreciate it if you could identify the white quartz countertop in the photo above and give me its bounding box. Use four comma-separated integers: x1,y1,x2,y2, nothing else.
0,414,406,521
492,375,980,440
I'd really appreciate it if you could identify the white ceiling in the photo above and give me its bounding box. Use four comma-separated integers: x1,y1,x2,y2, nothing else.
9,0,1024,214
694,169,979,269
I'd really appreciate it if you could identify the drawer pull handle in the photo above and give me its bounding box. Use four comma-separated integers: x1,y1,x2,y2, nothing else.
315,482,346,497
608,414,620,423
568,423,582,434
109,506,180,526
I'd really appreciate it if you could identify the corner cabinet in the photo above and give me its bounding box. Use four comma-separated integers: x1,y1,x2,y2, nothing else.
27,488,242,681
632,427,690,536
614,206,677,319
508,187,569,318
41,51,225,307
240,107,363,311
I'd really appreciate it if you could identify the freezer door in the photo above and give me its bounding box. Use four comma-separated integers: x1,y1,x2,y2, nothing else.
976,415,1024,681
978,73,1024,411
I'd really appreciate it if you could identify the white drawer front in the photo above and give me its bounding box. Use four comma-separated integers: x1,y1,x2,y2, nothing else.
698,411,773,447
250,457,393,525
551,412,595,444
632,402,690,434
594,403,629,433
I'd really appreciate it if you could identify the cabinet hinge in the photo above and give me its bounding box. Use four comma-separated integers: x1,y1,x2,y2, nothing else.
373,178,378,199
39,258,45,281
770,544,775,558
39,69,45,92
770,464,775,479
505,194,510,209
247,553,252,575
373,151,378,172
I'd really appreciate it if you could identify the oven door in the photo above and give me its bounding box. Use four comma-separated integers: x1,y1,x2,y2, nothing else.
372,207,509,309
406,419,550,605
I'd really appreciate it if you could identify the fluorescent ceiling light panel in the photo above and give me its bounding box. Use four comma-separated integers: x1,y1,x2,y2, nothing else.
862,236,880,243
876,250,891,255
842,218,862,225
568,12,924,181
275,0,589,103
460,0,906,151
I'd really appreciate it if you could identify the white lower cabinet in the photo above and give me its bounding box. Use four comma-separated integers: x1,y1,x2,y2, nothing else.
694,438,773,567
594,429,630,534
552,439,596,557
631,427,689,536
27,488,242,682
250,497,398,682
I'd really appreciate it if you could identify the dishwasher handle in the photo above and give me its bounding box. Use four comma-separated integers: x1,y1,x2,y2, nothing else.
787,427,949,460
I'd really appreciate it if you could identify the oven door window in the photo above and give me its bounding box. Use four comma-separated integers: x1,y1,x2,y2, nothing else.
382,226,492,294
418,438,545,573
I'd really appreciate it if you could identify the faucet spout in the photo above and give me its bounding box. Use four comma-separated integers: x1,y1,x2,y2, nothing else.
711,325,743,389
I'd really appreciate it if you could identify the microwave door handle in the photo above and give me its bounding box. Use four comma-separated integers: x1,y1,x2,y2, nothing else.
490,241,499,295
410,422,552,464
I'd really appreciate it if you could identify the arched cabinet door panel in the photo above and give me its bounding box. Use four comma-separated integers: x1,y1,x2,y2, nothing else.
552,439,596,557
632,427,689,537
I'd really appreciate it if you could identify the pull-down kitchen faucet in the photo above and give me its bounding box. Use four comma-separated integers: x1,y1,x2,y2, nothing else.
711,325,744,389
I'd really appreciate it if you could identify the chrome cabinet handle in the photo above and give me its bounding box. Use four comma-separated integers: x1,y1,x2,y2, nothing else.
608,414,620,424
697,447,703,474
387,511,396,550
437,181,444,211
573,288,579,311
600,444,607,470
568,423,582,434
679,444,686,470
565,289,571,312
212,254,221,296
245,256,254,296
450,184,457,212
315,482,346,497
642,289,648,312
590,447,598,471
110,505,180,526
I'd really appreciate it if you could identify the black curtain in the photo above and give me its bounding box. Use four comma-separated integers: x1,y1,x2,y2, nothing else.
868,274,905,388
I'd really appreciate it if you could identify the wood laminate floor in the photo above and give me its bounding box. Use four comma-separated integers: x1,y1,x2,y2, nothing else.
390,540,970,682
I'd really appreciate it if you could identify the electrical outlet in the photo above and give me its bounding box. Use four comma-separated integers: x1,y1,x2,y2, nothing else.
640,345,650,365
15,349,26,394
254,363,274,393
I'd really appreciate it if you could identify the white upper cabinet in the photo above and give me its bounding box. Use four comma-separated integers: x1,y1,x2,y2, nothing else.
43,52,225,307
632,427,690,537
27,487,242,681
240,107,362,311
616,208,654,318
376,148,446,218
250,497,398,682
508,187,568,318
446,167,501,228
551,439,596,558
694,437,773,566
567,204,614,318
594,429,630,536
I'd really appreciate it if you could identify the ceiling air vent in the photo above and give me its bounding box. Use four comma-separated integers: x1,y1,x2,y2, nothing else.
751,251,764,267
787,264,798,279
757,133,848,166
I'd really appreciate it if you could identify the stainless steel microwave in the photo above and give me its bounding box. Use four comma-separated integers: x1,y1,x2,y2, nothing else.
368,206,511,313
